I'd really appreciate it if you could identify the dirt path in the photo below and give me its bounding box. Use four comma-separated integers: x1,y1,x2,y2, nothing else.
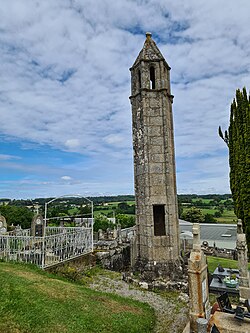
88,273,189,333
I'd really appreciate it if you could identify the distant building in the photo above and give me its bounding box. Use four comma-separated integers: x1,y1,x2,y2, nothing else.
179,220,237,250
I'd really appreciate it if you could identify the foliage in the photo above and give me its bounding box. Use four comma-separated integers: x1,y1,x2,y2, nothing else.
0,262,154,333
116,202,135,214
0,205,33,229
181,207,205,223
204,214,217,223
0,194,237,225
93,214,114,232
116,214,135,228
214,211,222,218
219,87,250,249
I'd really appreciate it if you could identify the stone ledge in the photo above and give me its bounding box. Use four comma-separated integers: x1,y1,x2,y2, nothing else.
208,311,250,332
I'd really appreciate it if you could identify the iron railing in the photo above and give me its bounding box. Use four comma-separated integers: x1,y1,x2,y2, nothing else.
0,226,92,268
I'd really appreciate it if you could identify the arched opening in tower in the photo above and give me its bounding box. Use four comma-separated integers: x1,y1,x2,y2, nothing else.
150,66,155,89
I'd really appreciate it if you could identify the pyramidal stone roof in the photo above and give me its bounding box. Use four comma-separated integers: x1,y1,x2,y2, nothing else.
131,32,170,69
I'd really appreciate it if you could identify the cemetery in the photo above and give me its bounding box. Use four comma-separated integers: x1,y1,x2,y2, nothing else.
0,197,93,268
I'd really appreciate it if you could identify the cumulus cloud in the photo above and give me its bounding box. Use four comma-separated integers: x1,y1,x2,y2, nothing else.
61,175,72,181
65,139,80,150
0,0,250,197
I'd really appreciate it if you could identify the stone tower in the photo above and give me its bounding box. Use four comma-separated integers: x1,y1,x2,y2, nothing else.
130,33,181,280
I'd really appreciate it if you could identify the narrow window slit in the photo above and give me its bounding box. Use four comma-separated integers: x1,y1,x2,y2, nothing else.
138,70,141,89
150,66,155,89
153,205,166,236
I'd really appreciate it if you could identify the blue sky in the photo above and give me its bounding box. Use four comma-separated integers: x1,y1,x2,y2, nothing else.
0,0,250,199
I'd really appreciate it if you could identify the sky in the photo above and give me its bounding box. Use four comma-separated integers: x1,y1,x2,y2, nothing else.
0,0,250,199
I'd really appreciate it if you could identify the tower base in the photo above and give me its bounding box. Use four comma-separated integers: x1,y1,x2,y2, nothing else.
133,257,184,282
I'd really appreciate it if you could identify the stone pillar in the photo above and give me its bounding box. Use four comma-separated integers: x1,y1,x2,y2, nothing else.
98,229,104,240
113,227,118,240
117,224,122,245
130,32,181,280
188,223,210,332
237,221,250,300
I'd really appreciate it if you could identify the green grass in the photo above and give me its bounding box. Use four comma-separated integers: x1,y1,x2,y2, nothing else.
216,210,237,223
207,256,250,273
0,262,154,333
192,198,211,203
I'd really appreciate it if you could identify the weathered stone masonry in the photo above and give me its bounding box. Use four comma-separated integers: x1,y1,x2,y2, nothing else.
130,33,182,280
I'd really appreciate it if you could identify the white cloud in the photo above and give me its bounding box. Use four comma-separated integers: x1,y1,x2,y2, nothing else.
61,175,72,181
65,139,80,150
0,154,21,161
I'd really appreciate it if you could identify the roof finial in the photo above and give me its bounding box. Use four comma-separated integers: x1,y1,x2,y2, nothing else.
146,32,152,40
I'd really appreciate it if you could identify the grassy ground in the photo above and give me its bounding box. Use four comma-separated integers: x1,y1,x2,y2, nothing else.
0,262,154,333
207,256,250,273
216,210,237,223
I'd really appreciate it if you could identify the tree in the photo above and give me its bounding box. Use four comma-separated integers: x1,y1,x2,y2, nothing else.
219,87,250,249
116,214,135,228
93,214,113,232
181,207,205,223
204,214,217,223
0,205,33,229
214,211,222,218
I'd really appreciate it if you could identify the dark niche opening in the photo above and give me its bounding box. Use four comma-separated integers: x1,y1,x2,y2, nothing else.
153,205,166,236
138,69,141,89
150,66,155,89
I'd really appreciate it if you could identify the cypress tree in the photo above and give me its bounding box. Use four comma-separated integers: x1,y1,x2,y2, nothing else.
219,88,250,250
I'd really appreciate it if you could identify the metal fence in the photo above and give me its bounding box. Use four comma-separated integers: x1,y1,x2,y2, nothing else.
0,226,93,268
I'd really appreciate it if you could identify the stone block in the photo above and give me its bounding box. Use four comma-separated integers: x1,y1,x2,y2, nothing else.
239,286,250,300
150,174,165,185
149,98,160,108
149,116,162,125
150,185,165,196
151,145,163,154
149,163,163,174
150,153,164,163
150,137,164,146
209,311,250,332
148,126,162,137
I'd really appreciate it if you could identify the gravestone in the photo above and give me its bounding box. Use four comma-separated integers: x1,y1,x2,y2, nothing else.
0,215,7,234
14,224,22,236
130,32,182,280
188,223,210,332
31,214,45,237
236,220,250,300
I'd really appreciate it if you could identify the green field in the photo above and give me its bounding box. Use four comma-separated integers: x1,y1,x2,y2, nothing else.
207,256,250,273
182,207,236,224
191,198,212,204
0,262,154,333
216,210,237,223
